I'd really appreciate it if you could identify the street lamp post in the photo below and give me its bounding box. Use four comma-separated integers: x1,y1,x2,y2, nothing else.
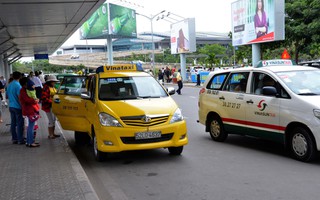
136,10,165,74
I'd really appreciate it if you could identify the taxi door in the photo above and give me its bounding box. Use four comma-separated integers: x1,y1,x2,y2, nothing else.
244,72,283,142
81,75,98,132
219,72,250,134
52,76,89,132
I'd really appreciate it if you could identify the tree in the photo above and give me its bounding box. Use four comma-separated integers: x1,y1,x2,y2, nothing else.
199,44,226,68
285,0,320,62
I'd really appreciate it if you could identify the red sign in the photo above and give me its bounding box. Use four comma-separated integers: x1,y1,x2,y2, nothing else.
281,49,290,59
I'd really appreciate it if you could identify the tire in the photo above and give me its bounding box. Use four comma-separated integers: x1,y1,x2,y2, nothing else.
74,131,90,145
289,127,317,162
92,130,107,162
168,146,183,155
208,116,227,142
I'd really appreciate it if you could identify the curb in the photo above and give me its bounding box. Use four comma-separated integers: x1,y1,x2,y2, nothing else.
57,123,100,200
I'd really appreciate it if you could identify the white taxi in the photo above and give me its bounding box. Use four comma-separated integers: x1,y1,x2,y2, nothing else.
198,60,320,162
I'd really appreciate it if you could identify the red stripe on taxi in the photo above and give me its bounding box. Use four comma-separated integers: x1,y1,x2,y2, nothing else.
222,118,286,131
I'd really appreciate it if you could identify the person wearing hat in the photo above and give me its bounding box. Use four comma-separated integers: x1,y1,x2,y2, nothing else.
19,78,40,147
41,75,60,139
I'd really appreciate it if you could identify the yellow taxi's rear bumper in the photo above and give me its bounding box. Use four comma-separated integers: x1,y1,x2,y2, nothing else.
94,120,188,152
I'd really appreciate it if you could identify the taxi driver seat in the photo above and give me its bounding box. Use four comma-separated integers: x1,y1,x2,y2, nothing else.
99,84,115,99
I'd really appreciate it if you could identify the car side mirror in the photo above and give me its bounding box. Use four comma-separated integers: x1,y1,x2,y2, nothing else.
262,86,277,96
81,93,91,100
167,87,175,95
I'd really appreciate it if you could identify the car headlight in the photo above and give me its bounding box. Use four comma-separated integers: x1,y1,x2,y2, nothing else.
313,109,320,120
170,108,184,123
99,113,122,127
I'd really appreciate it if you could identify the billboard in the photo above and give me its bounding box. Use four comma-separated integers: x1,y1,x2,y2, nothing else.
170,18,196,54
231,0,285,46
109,4,137,37
80,3,137,39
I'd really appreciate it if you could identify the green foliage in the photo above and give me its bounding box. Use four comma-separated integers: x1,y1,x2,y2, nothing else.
12,60,85,74
199,44,227,67
285,0,320,62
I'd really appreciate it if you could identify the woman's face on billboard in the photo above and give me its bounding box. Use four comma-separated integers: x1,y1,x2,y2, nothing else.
258,0,263,10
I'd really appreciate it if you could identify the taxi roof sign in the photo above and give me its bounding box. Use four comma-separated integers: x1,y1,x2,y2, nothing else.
256,59,296,68
96,63,144,73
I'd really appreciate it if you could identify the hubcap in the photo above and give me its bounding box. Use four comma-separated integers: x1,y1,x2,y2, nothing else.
292,133,307,157
210,120,220,137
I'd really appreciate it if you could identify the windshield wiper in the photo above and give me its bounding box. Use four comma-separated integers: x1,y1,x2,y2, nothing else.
137,96,161,99
298,92,318,95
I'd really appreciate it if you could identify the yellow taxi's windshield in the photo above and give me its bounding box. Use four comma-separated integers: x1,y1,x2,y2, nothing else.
98,76,168,100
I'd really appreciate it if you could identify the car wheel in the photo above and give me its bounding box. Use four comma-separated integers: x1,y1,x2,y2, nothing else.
209,116,227,142
168,146,183,155
92,131,107,162
74,131,90,145
289,127,317,162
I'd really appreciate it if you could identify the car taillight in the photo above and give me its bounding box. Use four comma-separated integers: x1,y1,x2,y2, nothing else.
199,88,206,94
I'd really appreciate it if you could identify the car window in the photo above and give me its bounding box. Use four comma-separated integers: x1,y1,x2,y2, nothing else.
206,73,228,90
57,76,87,96
277,70,320,95
223,72,249,93
251,73,275,95
251,72,290,98
99,76,168,100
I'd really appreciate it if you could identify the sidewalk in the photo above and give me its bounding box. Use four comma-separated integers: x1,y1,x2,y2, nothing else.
0,107,99,200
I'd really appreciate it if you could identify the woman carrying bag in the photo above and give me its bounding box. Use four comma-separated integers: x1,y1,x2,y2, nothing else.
41,75,60,139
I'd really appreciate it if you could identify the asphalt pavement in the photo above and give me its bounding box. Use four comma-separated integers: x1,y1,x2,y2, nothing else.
66,86,320,200
0,106,99,200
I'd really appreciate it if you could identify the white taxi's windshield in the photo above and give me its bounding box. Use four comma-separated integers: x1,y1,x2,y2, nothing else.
276,70,320,95
98,76,168,100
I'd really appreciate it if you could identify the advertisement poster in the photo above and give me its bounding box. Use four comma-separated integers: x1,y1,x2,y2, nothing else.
232,0,284,46
170,18,196,54
80,3,109,39
109,3,137,37
80,3,137,39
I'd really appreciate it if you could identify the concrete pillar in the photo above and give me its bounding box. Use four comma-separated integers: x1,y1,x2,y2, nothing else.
4,55,11,80
252,43,261,67
180,54,187,81
106,36,113,65
0,54,4,76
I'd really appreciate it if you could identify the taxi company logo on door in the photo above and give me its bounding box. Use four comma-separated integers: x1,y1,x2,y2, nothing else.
257,100,267,111
254,100,275,117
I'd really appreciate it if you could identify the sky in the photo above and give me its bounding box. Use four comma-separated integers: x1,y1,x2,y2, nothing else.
61,0,235,47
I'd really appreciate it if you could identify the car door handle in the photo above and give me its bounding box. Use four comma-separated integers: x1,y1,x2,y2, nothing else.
246,100,254,104
219,96,225,100
54,99,61,104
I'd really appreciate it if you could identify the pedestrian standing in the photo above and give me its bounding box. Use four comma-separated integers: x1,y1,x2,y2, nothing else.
41,75,60,139
176,69,183,95
158,69,164,85
39,71,46,85
32,71,43,100
0,79,4,123
7,71,24,144
19,78,40,147
165,67,171,83
196,70,201,86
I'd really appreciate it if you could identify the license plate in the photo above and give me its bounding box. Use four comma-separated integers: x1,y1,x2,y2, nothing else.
135,131,161,140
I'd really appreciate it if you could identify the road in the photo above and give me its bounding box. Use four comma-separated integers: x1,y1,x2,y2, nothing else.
63,86,320,200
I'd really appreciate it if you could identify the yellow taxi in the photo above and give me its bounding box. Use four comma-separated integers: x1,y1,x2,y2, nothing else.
52,64,188,161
